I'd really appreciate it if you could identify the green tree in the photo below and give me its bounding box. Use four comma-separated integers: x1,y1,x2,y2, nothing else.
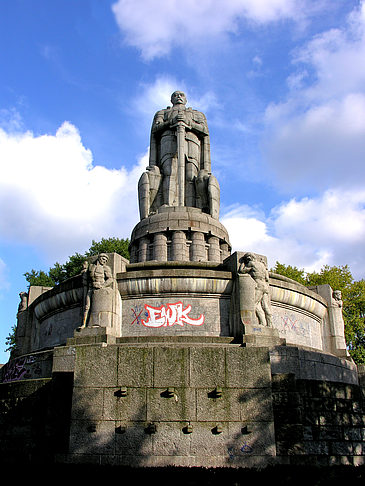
305,264,353,293
24,237,130,287
86,237,130,259
5,324,17,353
270,261,307,285
24,269,56,287
343,279,365,364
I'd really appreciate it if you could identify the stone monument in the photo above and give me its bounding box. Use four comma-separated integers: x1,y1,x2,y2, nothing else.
1,91,364,470
130,91,229,264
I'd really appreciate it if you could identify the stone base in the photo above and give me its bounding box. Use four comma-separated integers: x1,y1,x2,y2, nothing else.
129,206,231,263
243,324,286,348
67,326,117,345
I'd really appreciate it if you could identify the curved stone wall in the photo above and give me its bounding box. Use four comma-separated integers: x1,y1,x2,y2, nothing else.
14,263,335,356
269,274,328,350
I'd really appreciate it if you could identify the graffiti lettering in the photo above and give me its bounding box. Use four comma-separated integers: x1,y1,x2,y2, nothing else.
2,355,37,383
142,302,205,328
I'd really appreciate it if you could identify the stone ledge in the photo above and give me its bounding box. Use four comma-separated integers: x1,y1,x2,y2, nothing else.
67,327,117,346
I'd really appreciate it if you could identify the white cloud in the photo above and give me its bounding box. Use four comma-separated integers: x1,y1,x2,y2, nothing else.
222,188,365,279
265,93,365,191
264,2,365,193
0,120,143,263
111,0,313,60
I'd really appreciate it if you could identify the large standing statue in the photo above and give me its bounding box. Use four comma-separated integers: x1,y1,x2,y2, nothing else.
138,91,220,219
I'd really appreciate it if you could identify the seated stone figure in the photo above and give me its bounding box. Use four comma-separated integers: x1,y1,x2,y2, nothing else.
137,91,220,219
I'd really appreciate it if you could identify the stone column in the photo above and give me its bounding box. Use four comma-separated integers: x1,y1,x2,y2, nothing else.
153,232,168,261
129,244,137,263
190,232,206,262
171,230,187,261
220,242,230,262
208,235,220,262
138,237,149,262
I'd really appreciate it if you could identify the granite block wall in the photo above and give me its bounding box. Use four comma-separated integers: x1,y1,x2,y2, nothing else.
64,341,276,467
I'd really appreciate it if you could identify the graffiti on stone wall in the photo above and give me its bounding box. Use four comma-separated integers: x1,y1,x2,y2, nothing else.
281,316,309,337
2,355,41,383
141,302,205,328
228,442,253,459
273,313,310,338
130,304,148,325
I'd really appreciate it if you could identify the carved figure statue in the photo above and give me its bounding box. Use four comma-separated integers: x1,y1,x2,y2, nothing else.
238,253,272,327
332,290,343,308
138,91,220,218
79,253,115,329
17,291,28,313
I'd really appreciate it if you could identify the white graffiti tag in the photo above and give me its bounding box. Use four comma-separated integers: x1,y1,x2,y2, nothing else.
142,302,205,328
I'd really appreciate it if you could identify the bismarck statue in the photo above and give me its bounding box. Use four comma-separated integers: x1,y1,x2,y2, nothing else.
130,91,231,263
138,91,220,219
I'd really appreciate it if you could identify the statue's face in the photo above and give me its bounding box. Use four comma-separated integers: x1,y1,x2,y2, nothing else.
171,91,186,105
98,255,108,265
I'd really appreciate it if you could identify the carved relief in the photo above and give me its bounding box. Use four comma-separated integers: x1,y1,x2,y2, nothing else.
238,252,273,327
78,253,116,330
332,289,343,308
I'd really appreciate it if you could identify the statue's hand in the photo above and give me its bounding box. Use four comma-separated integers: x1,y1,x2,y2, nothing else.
171,113,190,127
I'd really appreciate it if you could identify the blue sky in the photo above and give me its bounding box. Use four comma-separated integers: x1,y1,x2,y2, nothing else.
1,0,365,364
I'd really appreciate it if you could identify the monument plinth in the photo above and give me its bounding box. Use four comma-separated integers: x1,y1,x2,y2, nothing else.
1,91,363,470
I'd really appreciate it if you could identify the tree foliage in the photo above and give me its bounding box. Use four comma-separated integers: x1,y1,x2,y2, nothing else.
24,237,130,287
271,261,365,364
5,324,17,353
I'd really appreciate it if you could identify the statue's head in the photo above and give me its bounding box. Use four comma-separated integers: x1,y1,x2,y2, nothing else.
333,290,342,300
243,252,256,263
98,253,109,265
171,91,187,106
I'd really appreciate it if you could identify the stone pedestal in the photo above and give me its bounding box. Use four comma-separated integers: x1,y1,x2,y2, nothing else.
129,207,231,264
242,324,285,347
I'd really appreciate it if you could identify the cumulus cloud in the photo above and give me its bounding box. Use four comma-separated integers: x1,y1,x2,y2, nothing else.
0,120,143,263
264,1,365,193
221,188,365,279
111,0,313,59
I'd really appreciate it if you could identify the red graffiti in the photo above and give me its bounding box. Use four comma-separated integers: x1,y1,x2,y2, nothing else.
142,302,205,328
282,316,298,331
131,307,143,325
